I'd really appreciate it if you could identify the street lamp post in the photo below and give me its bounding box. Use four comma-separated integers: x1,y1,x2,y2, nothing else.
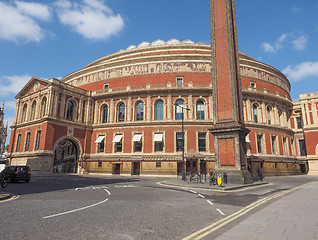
174,103,190,181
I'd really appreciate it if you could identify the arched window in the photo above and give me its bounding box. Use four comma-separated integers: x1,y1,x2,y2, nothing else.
253,104,258,123
175,100,184,120
267,106,271,124
66,100,75,121
196,100,205,120
30,101,37,120
117,103,125,122
135,101,144,121
101,105,108,123
21,104,27,122
41,97,47,118
155,100,164,120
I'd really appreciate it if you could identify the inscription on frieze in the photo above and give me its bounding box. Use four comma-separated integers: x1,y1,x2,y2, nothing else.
66,62,213,87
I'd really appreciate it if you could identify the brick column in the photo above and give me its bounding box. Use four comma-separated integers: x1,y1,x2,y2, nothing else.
209,0,252,184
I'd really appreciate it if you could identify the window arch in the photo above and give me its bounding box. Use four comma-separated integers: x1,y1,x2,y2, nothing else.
155,100,164,120
40,97,47,118
101,104,108,123
135,101,144,121
196,100,205,120
30,101,37,121
267,106,272,124
21,104,27,122
252,104,258,123
175,99,184,120
66,100,75,121
117,102,125,122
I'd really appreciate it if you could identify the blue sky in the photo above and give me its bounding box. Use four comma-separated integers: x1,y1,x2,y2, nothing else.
0,0,318,145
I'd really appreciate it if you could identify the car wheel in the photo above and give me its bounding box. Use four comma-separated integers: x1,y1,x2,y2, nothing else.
25,179,30,183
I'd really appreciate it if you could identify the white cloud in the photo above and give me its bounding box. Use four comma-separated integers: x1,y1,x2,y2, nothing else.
292,35,308,50
261,31,308,53
15,1,51,21
55,0,124,41
283,62,318,82
0,1,51,42
260,42,275,53
0,75,31,96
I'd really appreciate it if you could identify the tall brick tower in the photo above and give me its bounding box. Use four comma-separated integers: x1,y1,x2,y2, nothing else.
209,0,253,184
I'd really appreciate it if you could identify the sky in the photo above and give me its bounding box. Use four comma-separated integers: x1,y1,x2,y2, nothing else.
0,0,318,145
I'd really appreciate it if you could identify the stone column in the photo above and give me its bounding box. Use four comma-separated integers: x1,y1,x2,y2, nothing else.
188,94,193,120
167,94,172,120
109,99,114,123
209,0,252,184
127,97,132,121
147,96,151,120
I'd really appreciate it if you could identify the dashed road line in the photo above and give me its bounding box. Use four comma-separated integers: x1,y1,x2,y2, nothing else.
197,194,205,199
216,208,225,216
206,200,214,206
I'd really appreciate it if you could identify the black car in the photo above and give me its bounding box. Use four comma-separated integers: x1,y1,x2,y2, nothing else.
3,166,31,183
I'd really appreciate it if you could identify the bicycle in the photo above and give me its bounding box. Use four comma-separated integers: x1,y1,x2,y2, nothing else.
0,171,8,188
209,171,217,185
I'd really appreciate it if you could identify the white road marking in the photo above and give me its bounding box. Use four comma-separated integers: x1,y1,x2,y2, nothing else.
43,198,109,219
207,200,214,206
198,194,205,199
114,184,137,188
104,189,111,195
216,208,226,216
189,190,197,194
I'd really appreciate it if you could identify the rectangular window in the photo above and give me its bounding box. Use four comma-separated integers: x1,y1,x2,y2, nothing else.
96,136,105,153
34,131,41,151
115,141,122,152
113,135,123,153
250,81,256,88
156,162,161,168
299,139,307,156
257,135,262,153
133,134,142,152
16,134,22,152
296,117,303,129
176,77,183,87
104,83,109,90
283,137,287,155
198,133,206,152
154,133,163,152
271,136,276,154
24,132,31,152
98,161,102,167
176,133,184,152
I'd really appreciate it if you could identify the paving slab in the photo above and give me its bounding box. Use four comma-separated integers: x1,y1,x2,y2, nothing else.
214,181,318,240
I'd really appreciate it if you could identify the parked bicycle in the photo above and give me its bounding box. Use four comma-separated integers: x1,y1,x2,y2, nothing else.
189,172,206,184
209,171,217,185
0,170,8,188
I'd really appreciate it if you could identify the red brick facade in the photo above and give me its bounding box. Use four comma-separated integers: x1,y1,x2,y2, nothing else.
7,40,309,176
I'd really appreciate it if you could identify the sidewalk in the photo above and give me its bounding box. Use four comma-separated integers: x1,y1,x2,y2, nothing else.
214,180,318,240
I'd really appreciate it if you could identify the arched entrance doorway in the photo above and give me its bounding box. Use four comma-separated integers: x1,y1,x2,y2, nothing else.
53,138,78,173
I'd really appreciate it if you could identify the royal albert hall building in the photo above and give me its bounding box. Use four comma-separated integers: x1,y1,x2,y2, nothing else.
7,39,309,176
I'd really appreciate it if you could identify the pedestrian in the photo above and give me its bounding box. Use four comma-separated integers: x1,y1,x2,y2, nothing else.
257,168,263,181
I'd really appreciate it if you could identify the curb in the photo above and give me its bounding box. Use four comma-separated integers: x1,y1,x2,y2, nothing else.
161,180,269,191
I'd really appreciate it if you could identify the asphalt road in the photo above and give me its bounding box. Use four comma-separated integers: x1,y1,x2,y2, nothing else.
1,174,317,240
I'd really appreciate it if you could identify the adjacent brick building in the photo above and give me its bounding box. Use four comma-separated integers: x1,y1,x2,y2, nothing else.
7,40,313,176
